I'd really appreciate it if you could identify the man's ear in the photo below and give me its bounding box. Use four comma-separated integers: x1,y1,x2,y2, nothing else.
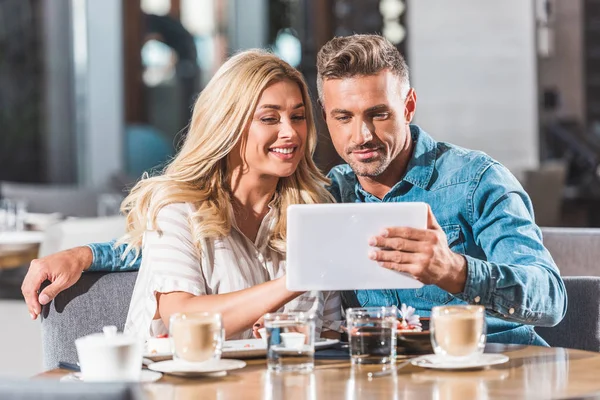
404,88,417,123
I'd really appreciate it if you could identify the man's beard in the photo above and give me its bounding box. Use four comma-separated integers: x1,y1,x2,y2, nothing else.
346,156,391,177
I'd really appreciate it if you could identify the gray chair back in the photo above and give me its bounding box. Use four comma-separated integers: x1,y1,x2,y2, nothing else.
40,272,138,370
541,227,600,276
0,380,144,400
536,276,600,352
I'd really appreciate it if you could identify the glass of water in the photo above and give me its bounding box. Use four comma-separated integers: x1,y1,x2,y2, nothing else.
346,306,398,365
0,199,27,231
264,312,316,373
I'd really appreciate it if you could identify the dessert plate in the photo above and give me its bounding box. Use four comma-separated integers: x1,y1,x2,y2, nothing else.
148,359,246,377
222,338,339,359
60,370,163,383
411,354,509,370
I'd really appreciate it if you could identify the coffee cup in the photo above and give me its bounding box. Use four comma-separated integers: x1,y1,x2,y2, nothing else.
430,305,486,360
169,312,223,363
75,326,143,381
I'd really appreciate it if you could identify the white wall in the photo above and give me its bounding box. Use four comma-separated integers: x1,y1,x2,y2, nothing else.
408,0,539,177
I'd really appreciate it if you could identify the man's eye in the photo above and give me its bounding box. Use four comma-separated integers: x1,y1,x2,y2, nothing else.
336,116,350,122
373,113,389,120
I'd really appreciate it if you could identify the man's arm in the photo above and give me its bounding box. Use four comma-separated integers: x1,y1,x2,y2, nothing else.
368,163,566,327
454,163,567,327
88,240,142,272
22,240,141,320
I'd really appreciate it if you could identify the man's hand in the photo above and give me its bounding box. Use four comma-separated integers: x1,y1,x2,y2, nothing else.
21,246,93,320
368,206,467,294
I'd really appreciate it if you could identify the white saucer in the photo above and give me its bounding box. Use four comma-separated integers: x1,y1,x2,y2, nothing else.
411,354,509,370
60,370,163,383
148,359,246,377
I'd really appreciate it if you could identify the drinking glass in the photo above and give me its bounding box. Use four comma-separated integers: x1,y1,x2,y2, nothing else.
169,312,223,363
264,312,316,372
346,306,398,365
430,305,486,361
0,199,27,231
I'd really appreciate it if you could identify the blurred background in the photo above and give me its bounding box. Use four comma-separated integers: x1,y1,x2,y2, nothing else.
0,0,597,376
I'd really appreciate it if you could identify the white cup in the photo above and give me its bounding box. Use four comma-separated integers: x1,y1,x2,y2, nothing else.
280,332,306,350
75,326,143,381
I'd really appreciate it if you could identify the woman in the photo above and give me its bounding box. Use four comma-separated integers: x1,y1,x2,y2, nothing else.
120,50,341,341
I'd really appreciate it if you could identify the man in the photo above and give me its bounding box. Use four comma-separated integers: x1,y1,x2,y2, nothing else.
22,35,566,345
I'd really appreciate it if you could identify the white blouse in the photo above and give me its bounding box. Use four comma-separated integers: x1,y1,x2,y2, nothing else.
124,202,342,341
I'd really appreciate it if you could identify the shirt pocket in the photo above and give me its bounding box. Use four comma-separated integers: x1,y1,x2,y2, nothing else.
441,224,466,254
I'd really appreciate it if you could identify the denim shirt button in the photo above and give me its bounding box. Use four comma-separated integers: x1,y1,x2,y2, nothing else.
474,296,481,303
509,308,515,315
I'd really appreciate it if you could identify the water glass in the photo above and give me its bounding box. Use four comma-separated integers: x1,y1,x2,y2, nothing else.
346,306,398,365
0,199,27,231
430,305,486,361
264,312,316,372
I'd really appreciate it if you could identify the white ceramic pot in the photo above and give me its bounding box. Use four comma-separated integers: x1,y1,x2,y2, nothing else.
75,326,143,382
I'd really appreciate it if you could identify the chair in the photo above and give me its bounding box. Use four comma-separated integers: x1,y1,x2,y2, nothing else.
523,161,567,227
541,227,600,276
0,379,144,400
38,216,126,258
40,272,138,370
536,276,600,352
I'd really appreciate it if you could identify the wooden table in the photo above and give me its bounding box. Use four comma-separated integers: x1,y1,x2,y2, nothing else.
0,245,38,270
37,345,600,399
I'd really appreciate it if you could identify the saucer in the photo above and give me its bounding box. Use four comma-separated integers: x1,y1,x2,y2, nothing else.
60,369,163,383
148,359,246,377
411,354,509,370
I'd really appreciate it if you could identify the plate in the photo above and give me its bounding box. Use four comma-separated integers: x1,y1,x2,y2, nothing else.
221,338,340,359
148,359,246,377
60,370,163,383
411,354,510,370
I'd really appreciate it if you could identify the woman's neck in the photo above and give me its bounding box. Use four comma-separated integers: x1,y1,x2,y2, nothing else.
229,168,279,218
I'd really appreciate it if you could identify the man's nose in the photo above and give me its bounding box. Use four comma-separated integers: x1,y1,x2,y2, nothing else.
351,121,373,145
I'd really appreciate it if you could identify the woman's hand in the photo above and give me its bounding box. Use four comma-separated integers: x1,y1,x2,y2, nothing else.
252,316,265,338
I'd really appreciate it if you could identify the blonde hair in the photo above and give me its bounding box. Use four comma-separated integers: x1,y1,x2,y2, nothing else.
119,49,333,256
316,34,410,103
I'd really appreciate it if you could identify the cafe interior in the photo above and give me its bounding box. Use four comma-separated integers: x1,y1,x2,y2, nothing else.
2,0,600,398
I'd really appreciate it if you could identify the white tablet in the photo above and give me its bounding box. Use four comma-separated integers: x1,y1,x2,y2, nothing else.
286,202,427,291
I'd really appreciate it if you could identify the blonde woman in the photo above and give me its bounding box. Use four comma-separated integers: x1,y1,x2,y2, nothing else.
119,50,341,341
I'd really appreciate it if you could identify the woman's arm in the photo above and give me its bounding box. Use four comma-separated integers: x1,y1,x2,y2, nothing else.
158,277,302,338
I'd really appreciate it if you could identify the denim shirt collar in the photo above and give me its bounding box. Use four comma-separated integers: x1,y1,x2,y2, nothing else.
354,125,437,200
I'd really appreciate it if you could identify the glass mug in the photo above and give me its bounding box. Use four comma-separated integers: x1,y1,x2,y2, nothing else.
169,312,223,363
430,305,486,360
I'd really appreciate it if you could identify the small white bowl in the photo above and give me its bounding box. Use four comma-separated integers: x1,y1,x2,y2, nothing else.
280,332,306,350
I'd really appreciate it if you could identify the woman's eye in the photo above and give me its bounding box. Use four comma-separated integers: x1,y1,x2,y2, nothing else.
261,117,278,123
292,115,306,121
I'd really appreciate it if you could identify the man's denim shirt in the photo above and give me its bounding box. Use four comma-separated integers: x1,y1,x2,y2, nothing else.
89,125,567,345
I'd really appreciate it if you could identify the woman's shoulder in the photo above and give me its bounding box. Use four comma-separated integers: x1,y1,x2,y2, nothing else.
153,202,196,225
